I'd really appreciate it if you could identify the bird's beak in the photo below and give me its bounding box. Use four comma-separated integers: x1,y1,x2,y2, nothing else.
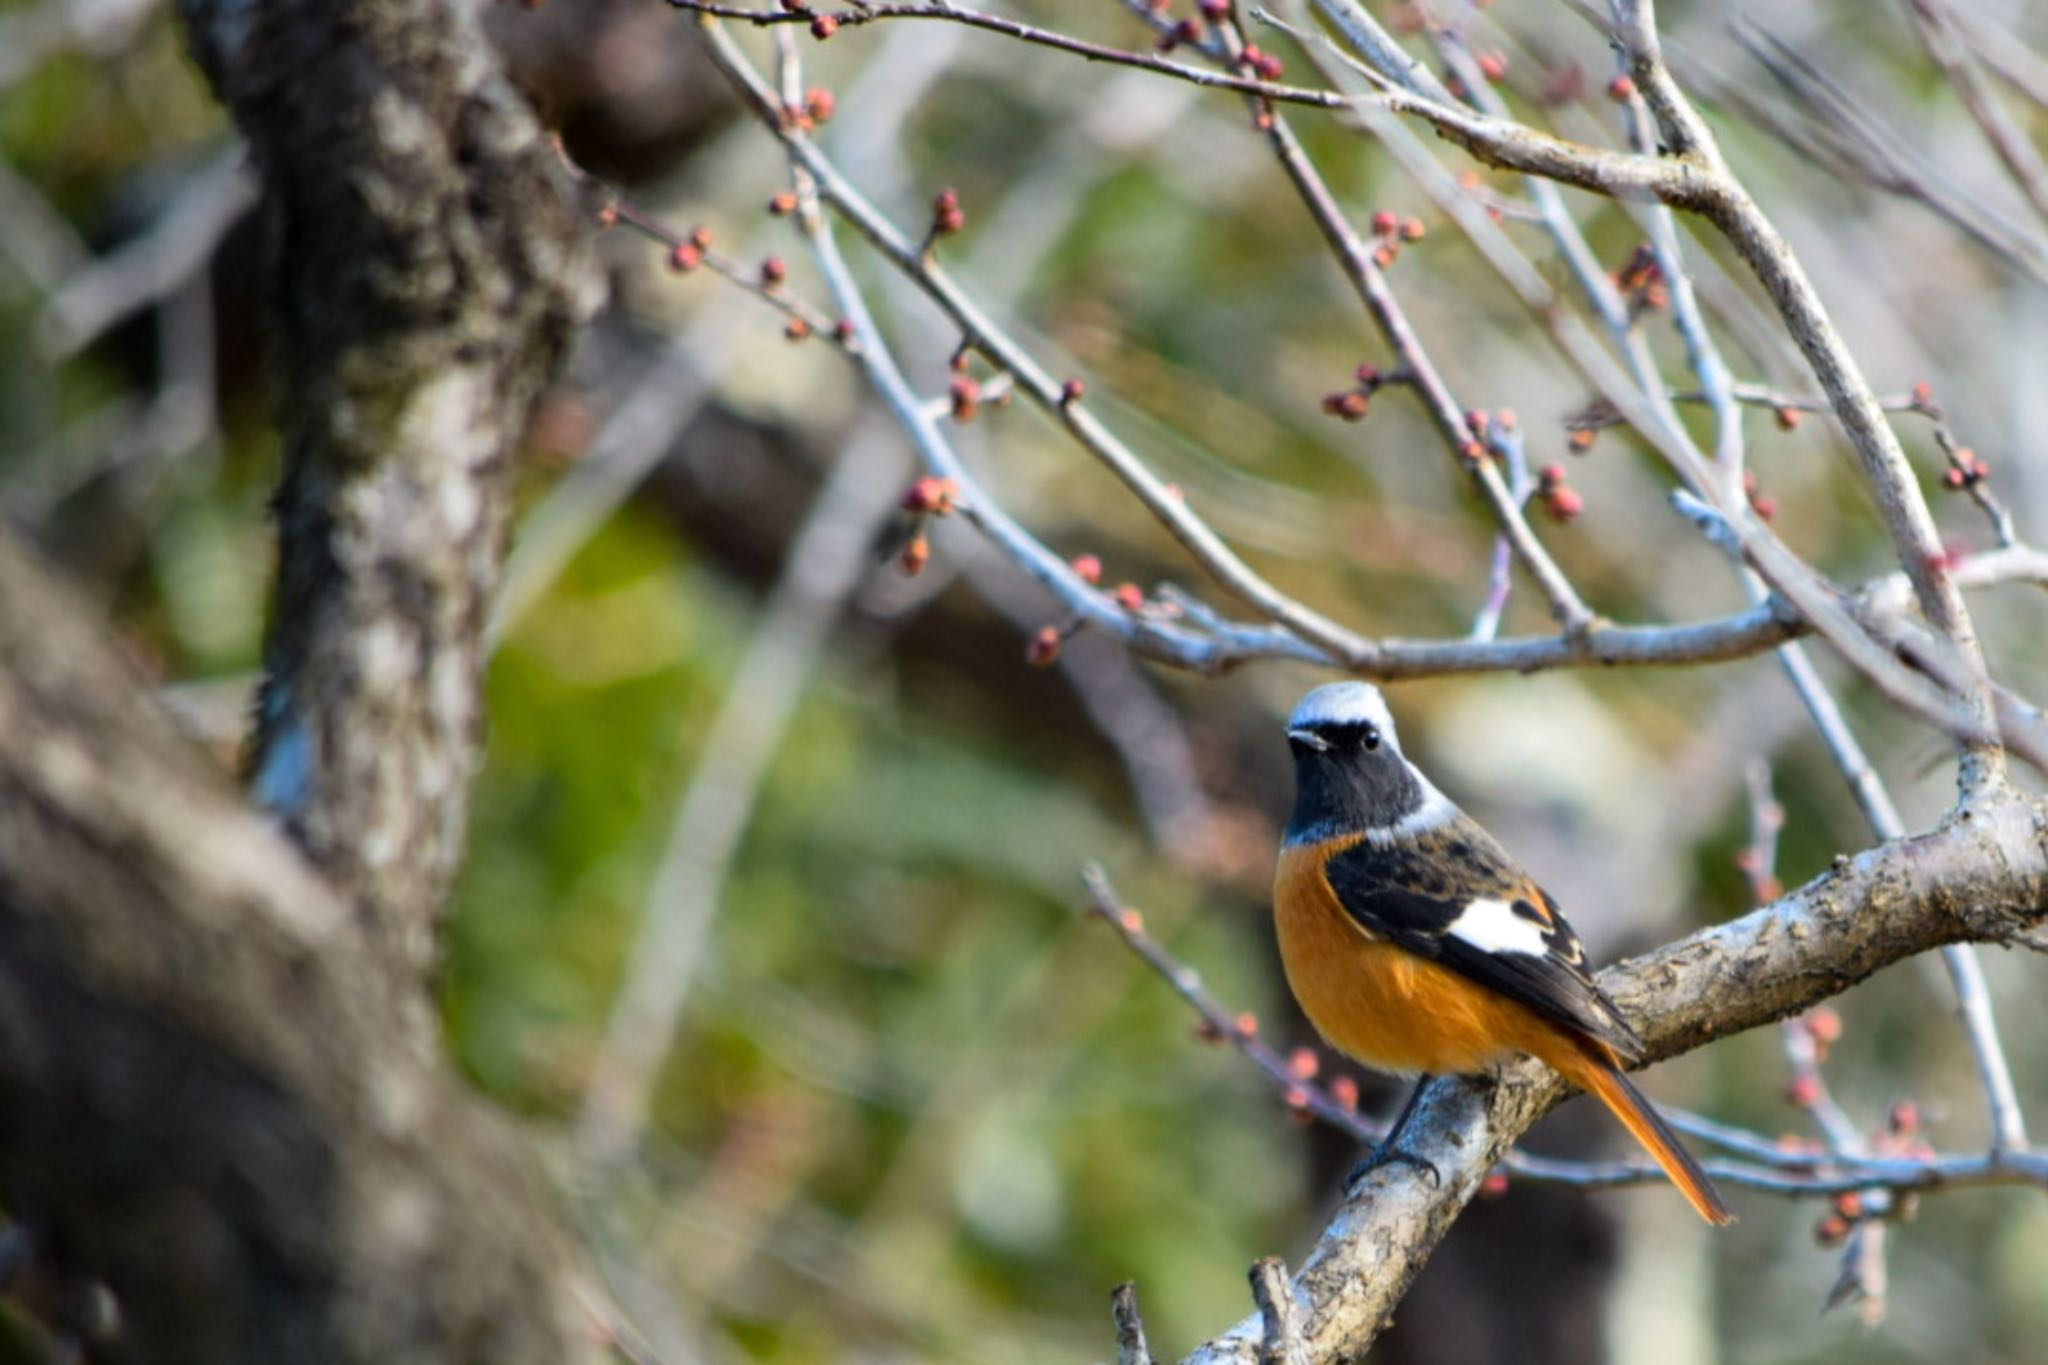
1287,728,1331,753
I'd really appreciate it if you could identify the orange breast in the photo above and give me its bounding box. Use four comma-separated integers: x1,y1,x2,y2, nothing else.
1273,838,1559,1076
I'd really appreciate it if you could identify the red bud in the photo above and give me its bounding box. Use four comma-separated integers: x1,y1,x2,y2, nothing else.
900,534,931,575
1806,1007,1843,1045
949,375,981,422
1324,391,1369,421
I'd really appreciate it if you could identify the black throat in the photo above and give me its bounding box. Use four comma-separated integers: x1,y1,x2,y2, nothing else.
1285,747,1425,844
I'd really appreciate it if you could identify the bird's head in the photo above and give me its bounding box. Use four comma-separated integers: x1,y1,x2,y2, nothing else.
1283,682,1446,844
1286,681,1404,760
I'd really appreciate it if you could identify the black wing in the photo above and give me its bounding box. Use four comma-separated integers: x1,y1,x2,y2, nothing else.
1323,822,1643,1062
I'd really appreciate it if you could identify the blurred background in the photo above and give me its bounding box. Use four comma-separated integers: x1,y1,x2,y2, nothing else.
4,0,2048,1360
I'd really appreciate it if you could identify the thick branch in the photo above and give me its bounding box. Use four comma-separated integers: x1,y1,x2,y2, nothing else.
1182,792,2048,1362
0,531,594,1365
177,0,600,976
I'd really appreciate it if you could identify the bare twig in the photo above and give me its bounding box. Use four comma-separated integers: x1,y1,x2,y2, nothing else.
1132,0,1595,632
592,191,854,350
491,318,728,646
1908,0,2048,231
1771,972,1890,1322
0,150,89,286
698,17,1381,662
1251,1259,1308,1365
1111,1283,1156,1365
1467,421,1535,642
1256,107,1593,631
37,143,257,358
1826,1219,1890,1326
1572,383,1936,427
681,0,1739,208
575,420,905,1173
1725,21,2048,287
1951,6,2048,112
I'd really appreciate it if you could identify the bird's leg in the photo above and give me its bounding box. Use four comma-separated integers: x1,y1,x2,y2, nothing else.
1345,1077,1441,1190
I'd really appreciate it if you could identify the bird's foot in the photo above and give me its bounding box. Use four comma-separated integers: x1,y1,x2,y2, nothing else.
1346,1142,1441,1192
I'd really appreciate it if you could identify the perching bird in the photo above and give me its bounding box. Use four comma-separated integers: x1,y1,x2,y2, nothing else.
1272,681,1732,1225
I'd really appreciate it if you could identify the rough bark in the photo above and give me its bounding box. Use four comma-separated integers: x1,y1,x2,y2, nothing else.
0,0,604,1353
1183,796,2048,1363
176,0,601,978
0,532,597,1364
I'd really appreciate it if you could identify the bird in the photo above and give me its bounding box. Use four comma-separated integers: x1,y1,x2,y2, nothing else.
1272,681,1733,1225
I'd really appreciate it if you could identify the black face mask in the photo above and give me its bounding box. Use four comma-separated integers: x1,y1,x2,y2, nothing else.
1285,723,1424,843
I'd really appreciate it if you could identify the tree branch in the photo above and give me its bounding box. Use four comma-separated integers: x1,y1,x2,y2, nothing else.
178,0,601,976
1176,790,2048,1361
0,530,595,1365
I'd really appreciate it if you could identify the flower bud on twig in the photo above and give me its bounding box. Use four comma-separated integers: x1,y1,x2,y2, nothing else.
1026,626,1064,667
900,533,931,576
948,375,981,422
931,187,965,238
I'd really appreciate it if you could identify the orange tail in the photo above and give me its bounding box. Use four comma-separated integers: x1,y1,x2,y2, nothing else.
1554,1047,1735,1226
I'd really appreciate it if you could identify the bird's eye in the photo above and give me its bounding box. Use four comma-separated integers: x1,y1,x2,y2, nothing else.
1361,724,1381,751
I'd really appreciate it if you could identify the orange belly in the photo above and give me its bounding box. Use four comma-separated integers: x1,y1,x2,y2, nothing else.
1274,838,1559,1076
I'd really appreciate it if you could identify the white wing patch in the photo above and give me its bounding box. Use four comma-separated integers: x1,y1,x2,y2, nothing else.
1444,897,1550,957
